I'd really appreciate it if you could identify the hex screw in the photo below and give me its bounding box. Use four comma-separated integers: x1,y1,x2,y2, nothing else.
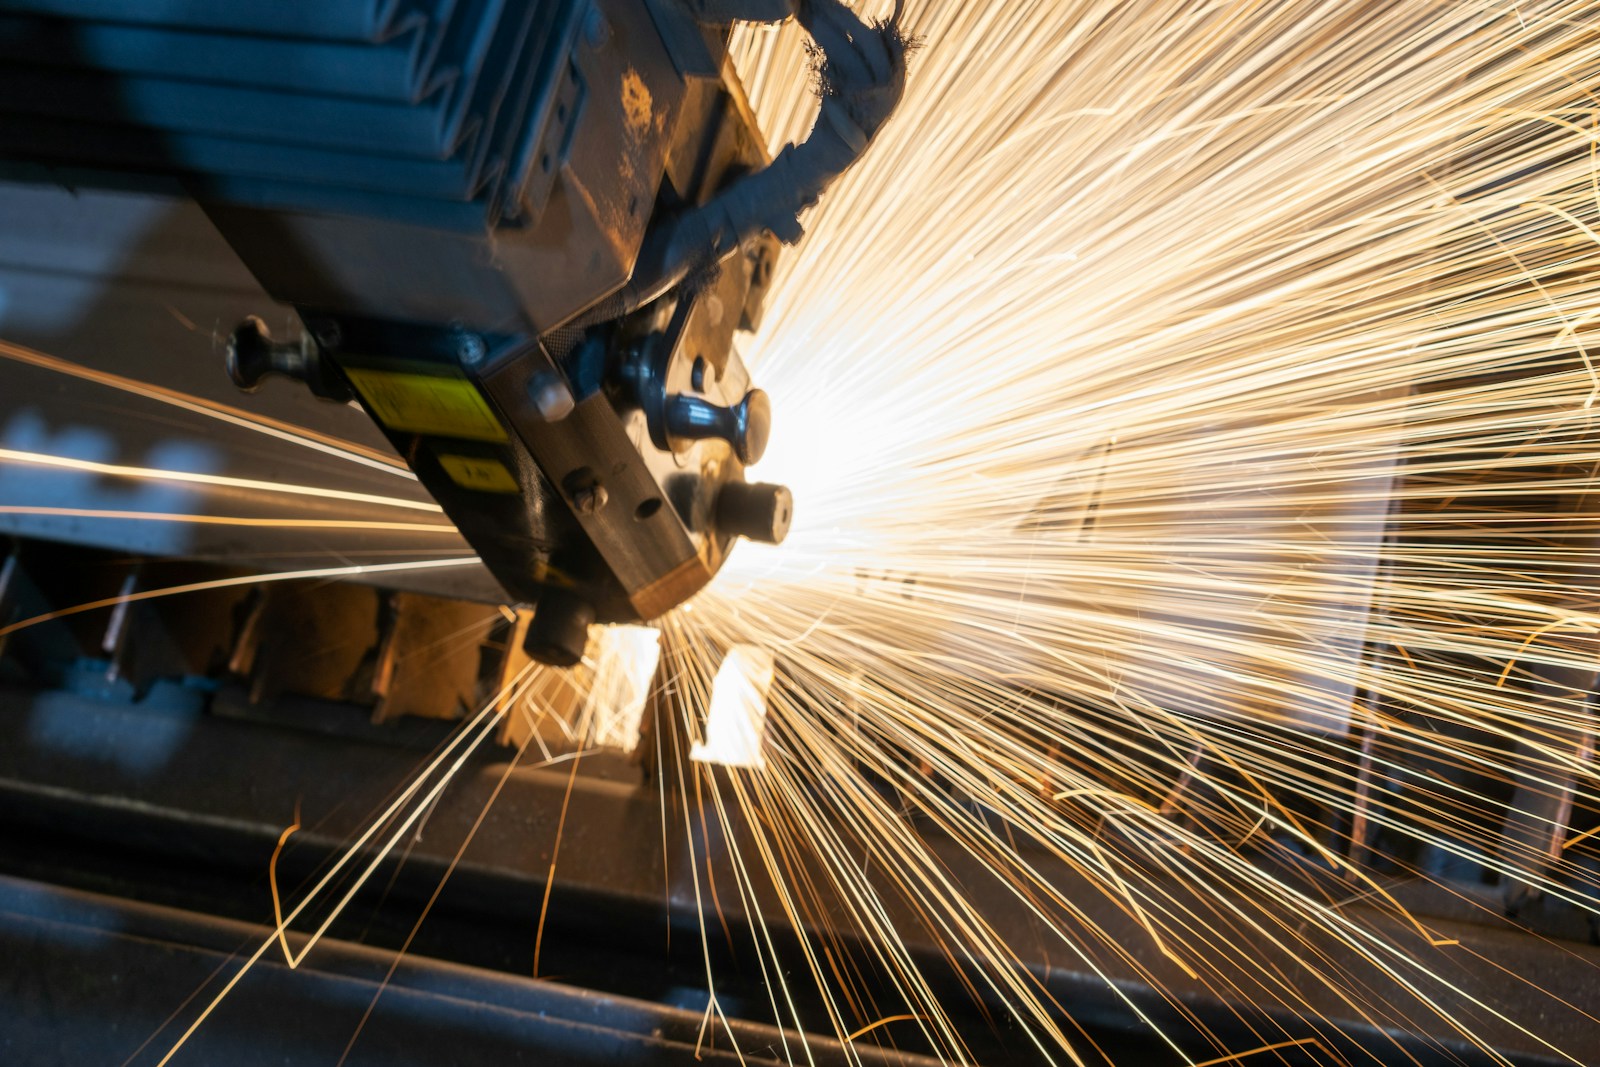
456,332,488,368
528,372,576,421
572,484,609,515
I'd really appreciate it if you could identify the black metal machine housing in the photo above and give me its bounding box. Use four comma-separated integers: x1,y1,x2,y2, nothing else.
0,0,869,663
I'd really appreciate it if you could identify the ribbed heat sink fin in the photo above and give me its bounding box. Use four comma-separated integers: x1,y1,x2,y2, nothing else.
0,0,585,229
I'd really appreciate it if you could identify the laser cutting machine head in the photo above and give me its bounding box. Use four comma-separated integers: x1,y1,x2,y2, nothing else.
223,228,796,666
0,0,906,663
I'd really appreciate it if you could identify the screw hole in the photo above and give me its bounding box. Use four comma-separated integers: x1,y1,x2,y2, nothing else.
635,497,663,521
541,154,552,173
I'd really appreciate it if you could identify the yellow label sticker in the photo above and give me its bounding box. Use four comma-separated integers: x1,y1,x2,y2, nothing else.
344,368,507,442
438,453,520,494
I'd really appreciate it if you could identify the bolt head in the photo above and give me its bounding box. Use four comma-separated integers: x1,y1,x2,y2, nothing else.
456,332,488,367
530,375,576,421
573,485,608,515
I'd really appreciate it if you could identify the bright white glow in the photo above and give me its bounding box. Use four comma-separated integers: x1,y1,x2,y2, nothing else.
691,645,776,770
579,625,661,752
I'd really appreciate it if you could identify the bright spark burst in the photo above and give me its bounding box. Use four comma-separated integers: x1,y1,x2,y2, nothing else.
6,1,1600,1064
655,0,1600,1062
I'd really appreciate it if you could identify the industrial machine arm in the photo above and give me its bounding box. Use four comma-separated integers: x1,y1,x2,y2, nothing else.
0,0,908,663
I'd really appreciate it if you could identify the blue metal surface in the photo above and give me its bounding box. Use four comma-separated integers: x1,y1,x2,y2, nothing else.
0,0,430,44
0,0,585,229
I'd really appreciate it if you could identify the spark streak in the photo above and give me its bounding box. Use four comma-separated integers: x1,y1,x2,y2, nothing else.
0,557,481,639
635,0,1600,1061
14,1,1600,1063
0,505,455,532
0,447,442,512
0,338,410,477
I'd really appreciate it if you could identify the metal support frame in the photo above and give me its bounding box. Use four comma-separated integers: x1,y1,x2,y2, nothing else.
1,687,1596,1066
0,872,939,1067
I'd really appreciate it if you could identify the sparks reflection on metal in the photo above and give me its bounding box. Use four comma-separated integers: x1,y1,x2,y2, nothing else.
691,645,776,770
579,624,663,753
